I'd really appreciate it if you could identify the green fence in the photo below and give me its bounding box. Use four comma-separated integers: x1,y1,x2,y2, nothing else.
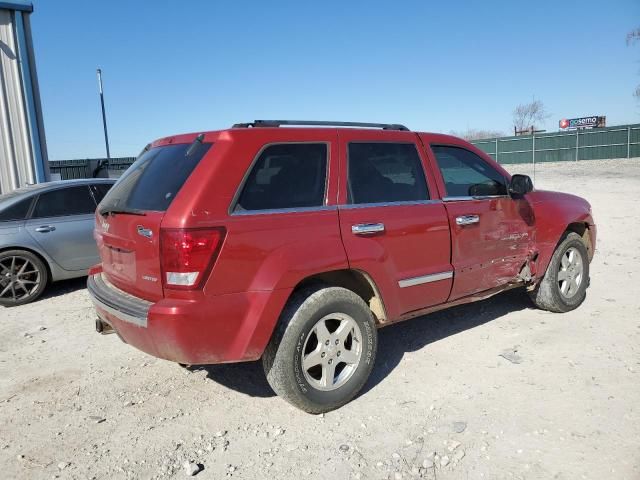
48,125,640,178
470,123,640,164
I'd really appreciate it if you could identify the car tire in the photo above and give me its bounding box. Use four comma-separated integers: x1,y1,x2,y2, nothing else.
263,286,377,414
529,232,589,313
0,250,49,307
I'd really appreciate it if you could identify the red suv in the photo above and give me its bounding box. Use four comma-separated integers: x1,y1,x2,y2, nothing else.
88,120,596,413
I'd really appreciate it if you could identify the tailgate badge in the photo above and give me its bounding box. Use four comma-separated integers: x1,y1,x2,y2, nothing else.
137,225,153,239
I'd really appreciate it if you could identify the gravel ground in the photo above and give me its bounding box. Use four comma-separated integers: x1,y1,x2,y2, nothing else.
1,158,639,480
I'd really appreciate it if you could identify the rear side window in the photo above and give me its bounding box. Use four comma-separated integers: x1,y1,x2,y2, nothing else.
32,186,96,218
235,143,328,212
0,198,32,222
348,143,429,204
432,146,507,197
100,142,211,213
89,184,112,204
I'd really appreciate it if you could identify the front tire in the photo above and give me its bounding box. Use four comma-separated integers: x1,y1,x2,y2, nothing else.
0,250,48,307
529,232,589,313
263,286,377,414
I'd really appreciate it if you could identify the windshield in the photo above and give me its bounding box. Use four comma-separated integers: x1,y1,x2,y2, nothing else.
99,142,212,213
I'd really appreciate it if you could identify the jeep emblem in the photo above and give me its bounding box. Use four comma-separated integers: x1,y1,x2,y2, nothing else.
137,225,153,239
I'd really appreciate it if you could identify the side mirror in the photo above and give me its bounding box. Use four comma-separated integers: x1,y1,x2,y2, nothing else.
509,174,533,196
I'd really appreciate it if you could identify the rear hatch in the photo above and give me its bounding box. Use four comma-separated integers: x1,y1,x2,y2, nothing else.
95,140,212,301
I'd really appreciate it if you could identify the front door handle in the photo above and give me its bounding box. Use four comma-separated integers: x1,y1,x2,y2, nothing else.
35,225,56,233
456,215,480,226
352,223,385,235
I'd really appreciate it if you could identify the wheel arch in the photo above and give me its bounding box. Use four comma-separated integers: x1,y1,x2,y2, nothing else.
528,223,591,313
535,219,595,283
565,221,594,261
290,269,387,324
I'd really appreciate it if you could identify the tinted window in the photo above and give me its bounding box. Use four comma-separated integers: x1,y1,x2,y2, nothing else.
0,198,32,222
32,186,96,218
432,146,507,197
90,184,112,204
100,142,211,213
348,143,429,204
235,143,327,211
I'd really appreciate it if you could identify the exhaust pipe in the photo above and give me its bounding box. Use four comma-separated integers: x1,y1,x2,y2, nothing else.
95,318,115,335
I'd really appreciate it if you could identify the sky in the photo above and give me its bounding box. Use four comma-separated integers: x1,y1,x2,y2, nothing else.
28,0,640,160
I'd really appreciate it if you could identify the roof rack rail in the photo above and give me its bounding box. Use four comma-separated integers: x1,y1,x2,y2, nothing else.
231,120,410,131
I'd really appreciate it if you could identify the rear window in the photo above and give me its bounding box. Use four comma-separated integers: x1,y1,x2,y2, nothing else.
32,186,96,218
348,142,429,204
100,142,211,213
0,197,33,222
89,183,113,204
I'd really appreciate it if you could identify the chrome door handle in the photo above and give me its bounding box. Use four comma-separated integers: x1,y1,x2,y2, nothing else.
352,223,385,235
456,215,480,226
35,225,56,233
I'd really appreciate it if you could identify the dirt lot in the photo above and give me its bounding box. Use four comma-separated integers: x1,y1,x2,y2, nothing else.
1,159,639,480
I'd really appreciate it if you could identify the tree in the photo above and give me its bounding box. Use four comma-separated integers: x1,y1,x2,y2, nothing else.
627,28,640,98
449,129,505,140
512,99,549,133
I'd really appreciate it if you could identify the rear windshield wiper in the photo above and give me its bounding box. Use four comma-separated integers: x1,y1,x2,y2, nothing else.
99,206,147,217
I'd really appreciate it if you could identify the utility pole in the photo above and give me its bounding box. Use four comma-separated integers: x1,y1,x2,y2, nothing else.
96,68,110,159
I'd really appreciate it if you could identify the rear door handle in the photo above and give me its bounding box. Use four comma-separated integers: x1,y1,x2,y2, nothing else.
35,225,56,233
456,215,480,226
352,223,385,235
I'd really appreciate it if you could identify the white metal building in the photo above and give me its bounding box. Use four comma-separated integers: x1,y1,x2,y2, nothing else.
0,0,48,194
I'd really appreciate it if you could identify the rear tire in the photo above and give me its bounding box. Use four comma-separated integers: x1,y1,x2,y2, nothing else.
263,286,377,414
529,232,589,313
0,250,48,307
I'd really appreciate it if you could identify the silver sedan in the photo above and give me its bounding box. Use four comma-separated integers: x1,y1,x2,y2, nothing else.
0,179,115,306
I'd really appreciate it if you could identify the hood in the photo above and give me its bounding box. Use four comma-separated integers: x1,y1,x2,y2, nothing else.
529,189,591,210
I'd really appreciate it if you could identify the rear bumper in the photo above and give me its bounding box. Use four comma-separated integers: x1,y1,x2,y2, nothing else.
87,273,291,365
88,274,151,327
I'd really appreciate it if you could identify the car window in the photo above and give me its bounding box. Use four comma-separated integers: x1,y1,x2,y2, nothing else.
235,143,328,212
100,142,211,213
89,183,113,205
431,145,507,197
348,143,429,204
32,186,96,218
0,198,33,222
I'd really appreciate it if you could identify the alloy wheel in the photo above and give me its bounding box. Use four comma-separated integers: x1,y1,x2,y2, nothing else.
557,246,584,298
301,313,363,391
0,256,42,303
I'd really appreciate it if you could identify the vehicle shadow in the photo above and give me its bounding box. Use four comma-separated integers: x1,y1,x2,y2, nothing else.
192,288,533,400
190,361,275,398
38,277,88,302
361,288,532,396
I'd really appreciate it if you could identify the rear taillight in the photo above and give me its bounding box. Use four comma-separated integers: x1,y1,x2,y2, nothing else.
160,228,225,290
